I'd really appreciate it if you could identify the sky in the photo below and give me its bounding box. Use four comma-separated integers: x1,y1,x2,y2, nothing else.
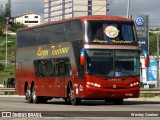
0,0,160,28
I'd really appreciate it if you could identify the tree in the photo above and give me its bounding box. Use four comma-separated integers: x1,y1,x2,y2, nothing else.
0,0,11,36
10,22,26,32
149,32,158,55
4,0,11,18
0,22,5,36
0,4,4,22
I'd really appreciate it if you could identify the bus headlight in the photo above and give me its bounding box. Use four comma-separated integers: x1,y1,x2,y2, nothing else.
129,82,139,87
87,82,101,87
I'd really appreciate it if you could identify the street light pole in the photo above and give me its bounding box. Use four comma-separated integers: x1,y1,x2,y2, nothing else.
157,32,160,88
127,0,130,18
5,17,9,67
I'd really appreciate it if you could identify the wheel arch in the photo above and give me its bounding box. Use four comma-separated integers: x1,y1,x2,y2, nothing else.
31,81,35,90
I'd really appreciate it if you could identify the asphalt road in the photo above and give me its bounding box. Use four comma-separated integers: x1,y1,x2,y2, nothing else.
0,96,160,120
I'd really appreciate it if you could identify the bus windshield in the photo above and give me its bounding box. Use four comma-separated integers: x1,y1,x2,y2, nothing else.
86,50,140,77
85,21,137,44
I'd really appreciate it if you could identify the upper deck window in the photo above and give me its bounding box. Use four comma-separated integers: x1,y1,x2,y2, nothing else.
85,21,137,44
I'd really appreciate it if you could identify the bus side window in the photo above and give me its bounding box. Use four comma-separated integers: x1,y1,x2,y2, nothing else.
54,59,58,77
34,60,39,77
34,60,46,77
58,59,65,77
47,59,54,77
64,58,71,77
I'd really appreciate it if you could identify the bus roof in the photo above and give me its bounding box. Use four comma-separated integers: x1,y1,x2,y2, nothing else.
18,15,133,32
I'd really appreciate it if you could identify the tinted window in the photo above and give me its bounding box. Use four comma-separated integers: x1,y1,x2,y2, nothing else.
17,20,82,48
86,21,137,44
34,58,71,78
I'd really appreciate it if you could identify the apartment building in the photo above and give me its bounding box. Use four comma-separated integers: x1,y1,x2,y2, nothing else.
44,0,108,22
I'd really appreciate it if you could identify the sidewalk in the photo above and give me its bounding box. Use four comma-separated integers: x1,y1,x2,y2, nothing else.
127,96,160,101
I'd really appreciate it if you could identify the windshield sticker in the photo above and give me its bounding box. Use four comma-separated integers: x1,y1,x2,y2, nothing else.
92,39,133,44
92,39,108,43
115,71,121,77
104,26,119,38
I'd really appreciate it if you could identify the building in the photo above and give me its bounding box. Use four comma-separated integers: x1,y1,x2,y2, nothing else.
44,0,108,22
13,13,41,27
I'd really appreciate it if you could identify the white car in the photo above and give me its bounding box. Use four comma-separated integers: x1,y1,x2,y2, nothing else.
0,84,4,88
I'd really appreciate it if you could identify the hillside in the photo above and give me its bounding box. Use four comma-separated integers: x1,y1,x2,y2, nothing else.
0,35,16,84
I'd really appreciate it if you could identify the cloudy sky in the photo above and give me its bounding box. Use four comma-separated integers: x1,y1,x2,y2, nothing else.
0,0,160,28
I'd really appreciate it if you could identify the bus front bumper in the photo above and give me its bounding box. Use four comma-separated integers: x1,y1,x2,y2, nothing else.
85,85,140,99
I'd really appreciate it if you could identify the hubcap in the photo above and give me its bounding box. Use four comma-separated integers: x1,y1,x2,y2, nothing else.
32,90,36,100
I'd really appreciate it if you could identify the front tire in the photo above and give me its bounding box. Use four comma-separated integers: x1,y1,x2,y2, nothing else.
26,86,32,103
68,83,81,105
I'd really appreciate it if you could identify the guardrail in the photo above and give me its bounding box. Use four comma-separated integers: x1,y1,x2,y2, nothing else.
140,88,160,94
0,88,160,95
0,88,15,92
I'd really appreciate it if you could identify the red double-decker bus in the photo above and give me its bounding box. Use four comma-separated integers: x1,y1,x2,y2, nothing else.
15,15,149,105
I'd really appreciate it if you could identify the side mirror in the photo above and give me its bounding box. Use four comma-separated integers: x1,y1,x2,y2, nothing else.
80,48,86,66
142,49,149,67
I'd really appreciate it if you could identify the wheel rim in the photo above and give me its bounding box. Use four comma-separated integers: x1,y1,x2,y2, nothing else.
32,86,37,102
32,90,36,101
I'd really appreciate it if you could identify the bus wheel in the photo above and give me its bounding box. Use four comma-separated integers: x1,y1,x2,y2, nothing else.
26,87,32,103
31,85,40,103
69,84,81,105
113,98,124,105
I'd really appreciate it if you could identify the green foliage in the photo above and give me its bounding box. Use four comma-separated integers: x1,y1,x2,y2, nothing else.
140,94,156,98
0,35,15,84
0,63,15,84
149,30,160,55
149,33,157,55
10,22,26,32
0,22,5,36
0,63,5,71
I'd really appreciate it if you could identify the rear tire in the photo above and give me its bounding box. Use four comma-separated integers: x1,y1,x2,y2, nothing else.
26,86,32,103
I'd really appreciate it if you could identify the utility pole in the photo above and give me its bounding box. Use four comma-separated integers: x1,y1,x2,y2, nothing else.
5,17,9,67
127,0,130,18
